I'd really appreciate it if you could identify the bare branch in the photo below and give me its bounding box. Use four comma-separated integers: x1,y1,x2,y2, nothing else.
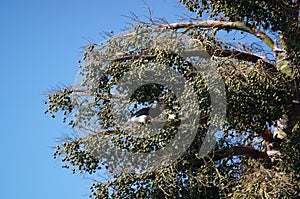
182,146,271,170
159,20,276,50
257,129,274,143
212,48,273,66
211,146,270,161
112,54,156,62
112,48,274,69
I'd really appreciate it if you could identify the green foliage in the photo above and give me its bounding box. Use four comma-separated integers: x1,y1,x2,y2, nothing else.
45,0,300,198
221,60,293,130
180,0,298,32
180,0,300,75
54,140,100,174
44,89,73,124
227,160,299,199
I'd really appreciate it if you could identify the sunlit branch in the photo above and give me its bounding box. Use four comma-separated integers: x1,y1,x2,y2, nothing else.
159,20,276,50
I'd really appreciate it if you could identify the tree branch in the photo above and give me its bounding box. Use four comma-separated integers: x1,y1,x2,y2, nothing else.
212,146,270,161
112,54,156,62
180,145,271,170
257,128,274,143
207,48,274,68
112,48,275,69
159,20,275,50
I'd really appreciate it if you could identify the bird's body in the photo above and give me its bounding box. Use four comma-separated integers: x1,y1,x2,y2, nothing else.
130,107,151,124
129,105,164,124
132,107,150,117
130,114,150,123
265,117,288,161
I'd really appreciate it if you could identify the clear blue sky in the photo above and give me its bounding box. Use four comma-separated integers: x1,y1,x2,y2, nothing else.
0,0,184,198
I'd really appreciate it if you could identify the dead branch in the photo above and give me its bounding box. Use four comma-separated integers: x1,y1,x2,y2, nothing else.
112,48,275,69
159,20,275,50
211,48,273,66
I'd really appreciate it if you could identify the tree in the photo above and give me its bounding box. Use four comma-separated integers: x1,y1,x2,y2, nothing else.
45,1,300,198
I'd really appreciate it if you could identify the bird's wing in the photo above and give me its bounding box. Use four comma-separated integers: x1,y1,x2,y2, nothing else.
133,107,150,117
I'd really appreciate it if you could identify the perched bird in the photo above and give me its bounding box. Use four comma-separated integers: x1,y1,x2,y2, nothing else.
130,107,151,124
272,117,287,143
266,117,288,161
129,105,163,124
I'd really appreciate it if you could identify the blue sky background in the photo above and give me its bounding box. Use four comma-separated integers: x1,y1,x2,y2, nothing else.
0,1,185,198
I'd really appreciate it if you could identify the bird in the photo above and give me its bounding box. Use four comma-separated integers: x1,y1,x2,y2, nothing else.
129,105,164,124
130,107,151,124
272,117,287,143
265,117,288,161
